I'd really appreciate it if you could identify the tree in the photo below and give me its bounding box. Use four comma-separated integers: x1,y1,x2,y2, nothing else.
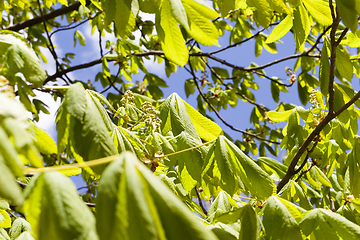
1,0,360,239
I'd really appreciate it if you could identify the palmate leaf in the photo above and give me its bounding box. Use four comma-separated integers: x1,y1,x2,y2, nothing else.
160,93,201,142
96,152,218,240
8,218,31,239
56,83,117,175
207,191,240,224
262,196,303,240
0,30,46,85
202,136,275,198
160,93,222,142
112,126,148,160
300,209,360,239
23,172,98,240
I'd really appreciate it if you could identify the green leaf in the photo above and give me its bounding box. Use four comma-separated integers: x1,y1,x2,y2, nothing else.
96,152,218,240
246,0,272,27
23,172,98,240
302,0,332,26
221,137,275,198
177,131,206,191
182,1,219,46
33,125,57,155
183,0,219,20
160,93,202,143
266,0,292,15
74,30,86,46
169,0,189,28
217,0,235,16
158,0,188,66
267,109,293,122
262,196,303,240
270,81,280,103
300,209,360,239
56,83,117,175
0,147,23,206
183,100,222,141
9,218,32,239
0,210,10,228
258,157,288,179
202,136,244,196
207,191,239,223
0,30,46,85
337,0,358,32
266,15,293,44
336,47,353,81
112,126,148,159
293,3,310,51
112,0,137,38
238,204,260,240
15,232,35,240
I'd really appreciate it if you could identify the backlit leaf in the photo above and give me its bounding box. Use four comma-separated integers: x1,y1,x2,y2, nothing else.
266,15,293,44
23,172,98,240
96,152,218,240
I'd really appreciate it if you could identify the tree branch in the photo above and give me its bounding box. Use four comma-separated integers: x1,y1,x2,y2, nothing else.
276,5,350,193
277,89,360,192
5,1,86,32
195,186,207,216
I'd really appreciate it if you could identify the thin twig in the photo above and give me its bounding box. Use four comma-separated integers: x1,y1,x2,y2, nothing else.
295,162,315,183
5,1,88,31
328,191,336,212
195,186,207,216
186,64,279,144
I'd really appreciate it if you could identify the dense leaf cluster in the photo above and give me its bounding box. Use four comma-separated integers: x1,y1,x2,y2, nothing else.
2,0,360,239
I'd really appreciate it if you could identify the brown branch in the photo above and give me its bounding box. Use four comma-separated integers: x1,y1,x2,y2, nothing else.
293,135,320,175
195,186,207,216
276,5,350,193
5,1,86,32
295,162,315,183
277,89,360,192
328,191,336,212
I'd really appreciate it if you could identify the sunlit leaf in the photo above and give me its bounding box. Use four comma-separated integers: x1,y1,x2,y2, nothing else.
23,172,98,240
96,152,218,240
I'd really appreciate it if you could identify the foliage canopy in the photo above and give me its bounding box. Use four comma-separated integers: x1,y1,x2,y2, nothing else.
2,0,360,239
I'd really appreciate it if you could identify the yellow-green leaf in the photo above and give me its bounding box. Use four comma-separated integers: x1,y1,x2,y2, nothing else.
183,100,222,141
267,109,293,122
159,0,188,66
266,15,293,44
302,0,332,26
183,1,219,46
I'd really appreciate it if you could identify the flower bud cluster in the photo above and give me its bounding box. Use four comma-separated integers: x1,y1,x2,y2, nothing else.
141,101,161,132
121,90,135,106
